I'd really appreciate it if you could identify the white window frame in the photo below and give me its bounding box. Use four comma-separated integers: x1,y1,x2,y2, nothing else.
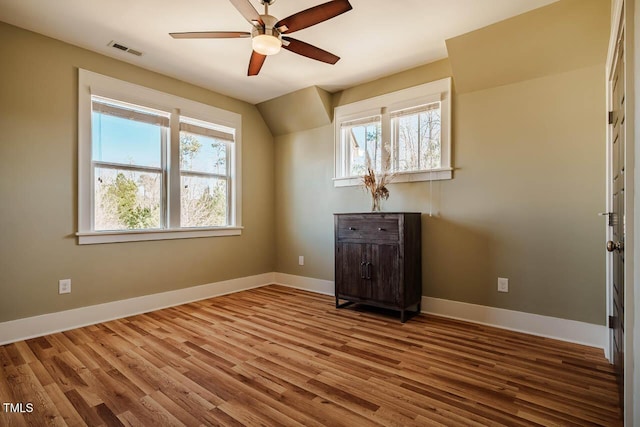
178,117,234,227
77,69,242,244
333,77,452,187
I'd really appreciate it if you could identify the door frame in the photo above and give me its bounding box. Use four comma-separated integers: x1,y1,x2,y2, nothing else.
605,0,624,365
605,0,638,424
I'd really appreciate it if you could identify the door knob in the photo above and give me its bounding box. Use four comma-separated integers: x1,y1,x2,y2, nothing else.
606,241,623,252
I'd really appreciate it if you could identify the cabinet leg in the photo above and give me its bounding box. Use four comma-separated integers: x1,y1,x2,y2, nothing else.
335,298,355,309
401,310,407,323
417,302,421,313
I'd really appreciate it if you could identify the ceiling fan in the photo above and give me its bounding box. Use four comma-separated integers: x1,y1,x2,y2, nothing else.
170,0,353,76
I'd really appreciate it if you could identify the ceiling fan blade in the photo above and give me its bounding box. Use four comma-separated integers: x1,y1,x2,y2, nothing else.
282,37,340,64
229,0,263,25
276,0,352,34
170,31,251,39
248,51,267,76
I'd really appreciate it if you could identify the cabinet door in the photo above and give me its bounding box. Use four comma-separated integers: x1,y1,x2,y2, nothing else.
336,242,368,299
369,244,400,305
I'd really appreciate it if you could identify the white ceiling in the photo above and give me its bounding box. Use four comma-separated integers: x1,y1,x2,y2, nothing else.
0,0,559,104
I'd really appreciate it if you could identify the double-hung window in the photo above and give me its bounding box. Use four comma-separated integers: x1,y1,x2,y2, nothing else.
178,118,232,228
334,77,452,186
78,69,242,244
92,97,167,231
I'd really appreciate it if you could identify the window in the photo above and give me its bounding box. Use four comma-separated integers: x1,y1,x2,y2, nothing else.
341,116,382,176
392,103,441,172
179,118,232,228
78,69,242,244
334,78,451,186
92,97,167,231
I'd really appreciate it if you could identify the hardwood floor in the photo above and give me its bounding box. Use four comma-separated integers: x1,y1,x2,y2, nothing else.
0,285,621,426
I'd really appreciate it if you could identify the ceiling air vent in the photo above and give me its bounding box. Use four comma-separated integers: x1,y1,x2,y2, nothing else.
107,41,143,57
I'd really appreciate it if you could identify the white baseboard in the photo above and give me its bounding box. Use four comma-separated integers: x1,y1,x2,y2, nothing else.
421,296,607,351
272,274,607,351
273,272,334,295
0,272,275,346
0,272,607,353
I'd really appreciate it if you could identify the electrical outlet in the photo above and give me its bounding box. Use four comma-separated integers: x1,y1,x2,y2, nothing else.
59,279,71,294
298,256,304,266
497,277,509,293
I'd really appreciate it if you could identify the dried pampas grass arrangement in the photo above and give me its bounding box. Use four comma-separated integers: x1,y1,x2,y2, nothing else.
361,144,394,211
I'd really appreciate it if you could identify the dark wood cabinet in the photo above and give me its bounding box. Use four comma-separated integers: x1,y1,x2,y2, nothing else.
334,212,422,322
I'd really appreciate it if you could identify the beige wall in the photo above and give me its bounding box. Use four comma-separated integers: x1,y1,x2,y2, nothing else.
446,0,610,94
274,0,609,326
275,60,606,325
0,0,609,327
0,22,275,322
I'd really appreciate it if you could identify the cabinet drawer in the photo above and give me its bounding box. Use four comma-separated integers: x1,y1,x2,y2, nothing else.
337,217,399,242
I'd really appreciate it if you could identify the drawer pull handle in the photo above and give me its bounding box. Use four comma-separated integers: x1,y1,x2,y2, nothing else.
349,227,356,231
378,228,386,231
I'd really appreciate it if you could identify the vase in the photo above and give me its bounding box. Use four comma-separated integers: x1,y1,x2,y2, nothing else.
371,197,382,212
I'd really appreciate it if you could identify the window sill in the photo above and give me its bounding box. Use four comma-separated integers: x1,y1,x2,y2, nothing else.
333,168,453,188
76,227,243,245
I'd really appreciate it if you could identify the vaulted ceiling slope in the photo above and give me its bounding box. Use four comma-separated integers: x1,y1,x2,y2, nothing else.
0,0,558,104
257,0,609,137
446,0,610,94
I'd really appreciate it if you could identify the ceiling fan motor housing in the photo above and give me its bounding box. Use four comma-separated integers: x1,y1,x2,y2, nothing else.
252,14,281,38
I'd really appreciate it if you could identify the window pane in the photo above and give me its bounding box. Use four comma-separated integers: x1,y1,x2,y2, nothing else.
94,168,161,231
345,122,381,176
92,110,164,168
395,107,441,171
181,175,228,227
180,131,228,175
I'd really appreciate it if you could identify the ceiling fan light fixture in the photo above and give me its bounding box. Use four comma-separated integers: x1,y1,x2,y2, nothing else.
170,0,353,75
252,34,282,56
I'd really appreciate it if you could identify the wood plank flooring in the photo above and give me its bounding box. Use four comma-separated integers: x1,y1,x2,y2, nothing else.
0,285,621,426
